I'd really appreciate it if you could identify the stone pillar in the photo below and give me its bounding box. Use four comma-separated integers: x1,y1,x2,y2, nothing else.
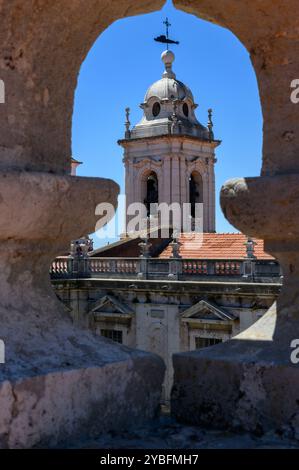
202,169,209,232
171,154,181,204
209,155,216,232
172,0,299,438
179,156,187,206
124,156,130,230
0,0,165,448
180,155,188,230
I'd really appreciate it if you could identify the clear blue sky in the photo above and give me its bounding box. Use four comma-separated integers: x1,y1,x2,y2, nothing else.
72,0,262,247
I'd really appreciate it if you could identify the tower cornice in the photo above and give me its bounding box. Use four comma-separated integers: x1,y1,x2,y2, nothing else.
118,134,221,149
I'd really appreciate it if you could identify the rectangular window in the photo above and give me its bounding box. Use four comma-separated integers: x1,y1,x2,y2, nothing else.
100,329,123,344
195,337,222,349
150,309,165,319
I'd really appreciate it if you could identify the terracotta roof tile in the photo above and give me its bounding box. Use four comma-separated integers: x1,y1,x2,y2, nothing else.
159,233,274,260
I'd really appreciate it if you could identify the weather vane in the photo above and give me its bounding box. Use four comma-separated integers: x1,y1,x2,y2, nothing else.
154,17,179,47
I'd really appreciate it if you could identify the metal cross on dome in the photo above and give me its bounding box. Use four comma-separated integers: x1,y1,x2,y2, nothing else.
154,17,180,47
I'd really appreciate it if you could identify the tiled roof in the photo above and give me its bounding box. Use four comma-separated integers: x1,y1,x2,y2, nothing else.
159,233,274,260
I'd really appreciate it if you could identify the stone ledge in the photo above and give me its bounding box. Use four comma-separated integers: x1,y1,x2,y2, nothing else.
0,347,165,448
171,306,299,438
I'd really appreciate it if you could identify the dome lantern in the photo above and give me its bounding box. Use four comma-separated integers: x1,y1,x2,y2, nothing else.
126,48,212,141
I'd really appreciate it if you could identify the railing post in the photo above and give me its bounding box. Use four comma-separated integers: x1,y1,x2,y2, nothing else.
242,259,254,280
67,256,74,277
137,235,151,279
77,257,84,277
72,255,90,278
168,258,182,280
110,259,117,273
137,257,148,279
72,256,79,276
207,260,215,275
168,234,182,279
85,257,91,277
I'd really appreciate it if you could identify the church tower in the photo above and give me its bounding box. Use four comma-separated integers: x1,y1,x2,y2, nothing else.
118,48,220,234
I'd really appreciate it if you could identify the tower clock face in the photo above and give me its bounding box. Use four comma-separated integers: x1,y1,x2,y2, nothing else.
152,102,161,117
183,103,189,117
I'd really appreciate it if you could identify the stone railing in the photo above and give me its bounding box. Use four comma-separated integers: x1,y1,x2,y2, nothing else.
182,260,242,276
89,257,138,274
50,256,282,282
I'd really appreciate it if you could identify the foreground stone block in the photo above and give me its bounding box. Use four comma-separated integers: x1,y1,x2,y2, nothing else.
0,0,166,448
171,305,299,438
0,336,164,449
0,171,164,448
170,0,299,440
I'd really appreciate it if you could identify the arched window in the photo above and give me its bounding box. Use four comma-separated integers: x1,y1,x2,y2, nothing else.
189,171,203,218
144,171,158,216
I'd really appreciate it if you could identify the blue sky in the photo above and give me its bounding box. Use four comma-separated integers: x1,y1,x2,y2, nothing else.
72,0,262,247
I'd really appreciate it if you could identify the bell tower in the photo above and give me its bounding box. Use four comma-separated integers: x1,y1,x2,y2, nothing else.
118,47,220,234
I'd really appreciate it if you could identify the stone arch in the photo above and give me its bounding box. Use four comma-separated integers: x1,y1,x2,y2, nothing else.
171,0,299,436
0,0,167,448
1,0,299,444
136,164,162,207
1,0,290,198
141,169,159,216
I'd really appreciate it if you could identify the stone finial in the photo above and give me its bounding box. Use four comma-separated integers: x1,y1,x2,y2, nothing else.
138,222,152,258
170,230,181,258
125,107,131,139
161,50,176,79
70,236,93,258
244,237,257,259
207,108,214,141
138,235,152,258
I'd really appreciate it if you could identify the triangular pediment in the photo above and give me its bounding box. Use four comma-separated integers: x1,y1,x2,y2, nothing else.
182,300,235,322
90,295,133,316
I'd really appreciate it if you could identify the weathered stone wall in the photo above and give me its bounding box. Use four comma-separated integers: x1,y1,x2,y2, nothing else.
0,0,164,173
174,0,299,175
0,0,166,448
172,0,299,437
1,0,299,445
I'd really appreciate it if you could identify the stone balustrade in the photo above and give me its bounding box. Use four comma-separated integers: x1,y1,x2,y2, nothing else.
50,256,281,282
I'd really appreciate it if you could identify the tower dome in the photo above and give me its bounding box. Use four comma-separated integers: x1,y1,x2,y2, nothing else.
145,50,194,102
144,77,194,103
129,50,210,140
